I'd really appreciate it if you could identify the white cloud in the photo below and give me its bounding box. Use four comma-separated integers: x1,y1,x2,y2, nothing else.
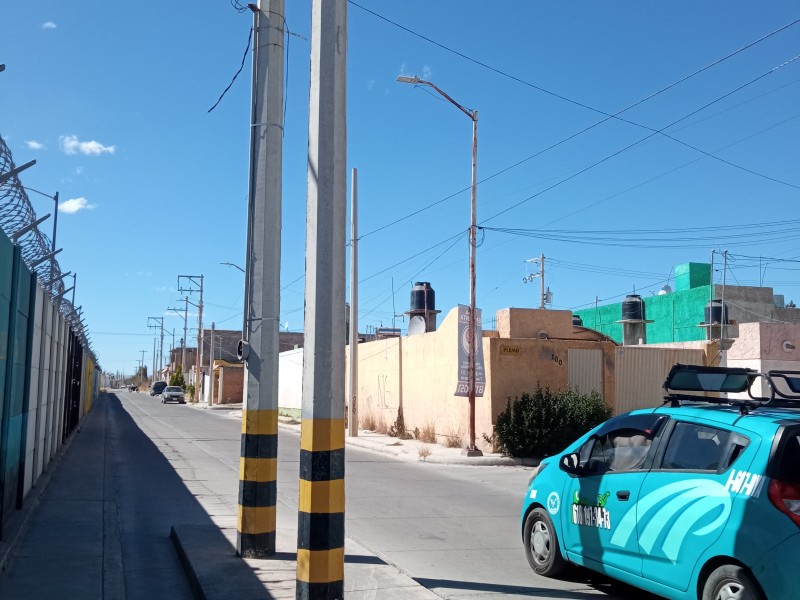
42,21,57,30
367,80,375,91
59,197,95,214
422,65,432,80
74,166,84,175
25,140,44,150
60,134,116,156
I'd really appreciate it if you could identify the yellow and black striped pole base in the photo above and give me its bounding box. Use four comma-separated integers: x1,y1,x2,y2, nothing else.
296,418,345,599
237,408,278,557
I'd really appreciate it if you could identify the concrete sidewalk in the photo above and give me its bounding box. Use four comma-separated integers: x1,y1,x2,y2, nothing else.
0,397,532,599
172,402,535,598
0,396,125,600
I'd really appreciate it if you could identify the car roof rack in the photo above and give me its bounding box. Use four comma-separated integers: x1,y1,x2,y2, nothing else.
662,364,800,415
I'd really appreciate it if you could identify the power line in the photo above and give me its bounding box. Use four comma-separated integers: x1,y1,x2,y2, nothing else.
352,5,800,239
483,54,800,225
350,2,800,127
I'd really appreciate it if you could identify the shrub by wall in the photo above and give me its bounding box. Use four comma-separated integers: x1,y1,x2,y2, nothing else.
494,386,612,458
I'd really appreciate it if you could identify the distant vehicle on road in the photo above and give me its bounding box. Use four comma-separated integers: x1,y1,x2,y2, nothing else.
161,386,186,404
128,385,137,392
521,364,800,600
150,381,168,396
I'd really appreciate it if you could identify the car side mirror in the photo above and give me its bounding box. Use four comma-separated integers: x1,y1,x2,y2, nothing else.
559,452,582,474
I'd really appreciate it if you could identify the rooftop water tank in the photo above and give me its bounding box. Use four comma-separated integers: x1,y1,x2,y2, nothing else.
621,294,645,321
572,315,583,326
705,299,729,325
409,282,436,312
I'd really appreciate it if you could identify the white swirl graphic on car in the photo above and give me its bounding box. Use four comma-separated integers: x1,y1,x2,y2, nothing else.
609,480,731,562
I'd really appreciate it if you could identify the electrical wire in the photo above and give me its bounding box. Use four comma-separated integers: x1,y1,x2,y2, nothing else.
350,2,800,128
208,25,253,113
484,54,800,225
353,5,800,240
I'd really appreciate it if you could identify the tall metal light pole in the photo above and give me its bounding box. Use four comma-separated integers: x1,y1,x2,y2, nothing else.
396,75,482,455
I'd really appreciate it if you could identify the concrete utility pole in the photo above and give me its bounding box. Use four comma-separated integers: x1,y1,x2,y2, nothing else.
148,316,165,378
297,1,347,596
168,300,189,374
139,350,147,382
237,0,284,559
209,322,215,406
348,168,358,437
179,274,204,399
539,254,545,309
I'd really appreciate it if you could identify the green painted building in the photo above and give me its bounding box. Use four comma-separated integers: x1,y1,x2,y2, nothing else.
574,263,713,344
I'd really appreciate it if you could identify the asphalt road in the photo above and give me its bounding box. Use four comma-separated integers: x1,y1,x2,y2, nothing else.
115,390,658,599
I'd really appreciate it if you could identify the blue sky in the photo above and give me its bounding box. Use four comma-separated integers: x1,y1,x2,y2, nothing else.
2,1,799,376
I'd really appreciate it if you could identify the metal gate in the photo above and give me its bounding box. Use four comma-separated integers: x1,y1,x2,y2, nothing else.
568,348,603,396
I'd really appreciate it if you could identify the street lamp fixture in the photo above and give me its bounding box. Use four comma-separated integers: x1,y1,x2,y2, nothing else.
396,75,482,456
220,261,245,273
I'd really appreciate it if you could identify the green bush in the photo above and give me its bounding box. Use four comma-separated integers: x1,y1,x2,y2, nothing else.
494,386,612,458
169,365,186,388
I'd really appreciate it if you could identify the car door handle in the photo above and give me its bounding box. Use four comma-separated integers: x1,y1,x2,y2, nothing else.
617,490,630,501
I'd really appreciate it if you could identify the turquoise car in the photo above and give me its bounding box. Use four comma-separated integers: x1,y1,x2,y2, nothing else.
521,365,800,600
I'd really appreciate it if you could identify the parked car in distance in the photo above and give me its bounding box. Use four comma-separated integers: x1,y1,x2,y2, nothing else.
150,381,168,396
161,386,186,404
520,364,800,600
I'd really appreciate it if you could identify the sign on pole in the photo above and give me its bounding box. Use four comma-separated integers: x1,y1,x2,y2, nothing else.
455,304,485,397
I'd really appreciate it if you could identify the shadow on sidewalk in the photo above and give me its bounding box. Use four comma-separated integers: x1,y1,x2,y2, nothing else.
105,393,281,599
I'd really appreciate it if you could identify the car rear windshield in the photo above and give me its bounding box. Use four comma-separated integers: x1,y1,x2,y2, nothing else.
165,387,182,392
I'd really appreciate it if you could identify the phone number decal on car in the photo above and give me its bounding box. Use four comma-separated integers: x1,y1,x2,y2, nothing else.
571,491,612,530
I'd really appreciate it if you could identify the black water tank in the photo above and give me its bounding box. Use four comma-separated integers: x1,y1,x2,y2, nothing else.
621,294,645,321
572,315,583,326
410,282,436,312
705,299,729,325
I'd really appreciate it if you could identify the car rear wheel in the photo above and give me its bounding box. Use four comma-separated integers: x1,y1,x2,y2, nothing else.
702,564,764,600
523,507,566,577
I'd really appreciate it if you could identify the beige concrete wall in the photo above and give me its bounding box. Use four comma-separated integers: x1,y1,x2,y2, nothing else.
346,309,474,446
724,322,800,398
495,308,573,339
487,337,616,422
347,307,617,452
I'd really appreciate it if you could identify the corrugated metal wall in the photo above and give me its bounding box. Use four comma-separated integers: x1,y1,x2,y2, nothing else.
0,229,97,538
568,348,603,396
0,241,35,524
614,346,705,413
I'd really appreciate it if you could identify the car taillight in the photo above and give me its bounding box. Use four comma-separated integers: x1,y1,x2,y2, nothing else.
768,479,800,527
